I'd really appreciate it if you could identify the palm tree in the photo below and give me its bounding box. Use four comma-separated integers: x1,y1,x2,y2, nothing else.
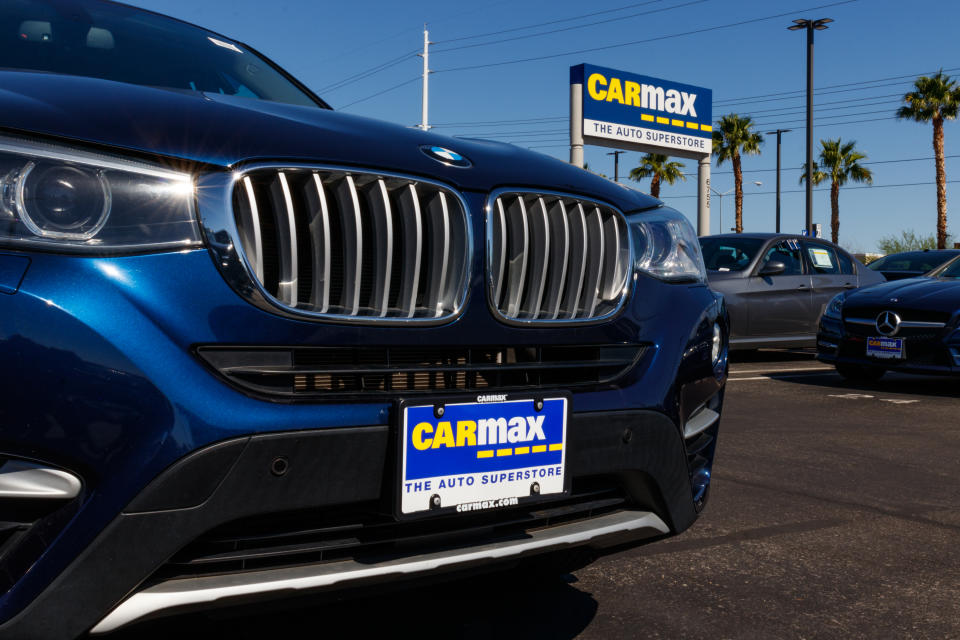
628,153,686,198
897,70,960,249
712,114,763,233
800,138,873,244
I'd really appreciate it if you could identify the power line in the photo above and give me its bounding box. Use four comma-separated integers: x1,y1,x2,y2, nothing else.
433,117,567,128
432,0,858,74
746,95,901,117
317,49,419,95
427,68,955,129
714,78,933,108
658,180,960,199
454,108,895,137
313,0,515,66
338,76,421,110
433,0,669,44
711,155,960,176
712,67,960,106
514,116,932,147
755,107,897,125
433,0,709,54
455,100,901,137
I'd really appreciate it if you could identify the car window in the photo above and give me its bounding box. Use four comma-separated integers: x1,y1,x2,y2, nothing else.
699,237,766,272
871,252,956,273
803,242,840,275
836,250,855,275
0,0,322,108
759,240,804,276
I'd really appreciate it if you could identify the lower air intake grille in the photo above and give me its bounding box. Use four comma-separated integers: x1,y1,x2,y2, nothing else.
151,478,627,582
488,191,631,323
232,168,470,322
196,344,645,399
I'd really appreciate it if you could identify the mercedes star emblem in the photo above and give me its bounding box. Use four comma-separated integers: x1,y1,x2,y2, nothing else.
875,310,901,336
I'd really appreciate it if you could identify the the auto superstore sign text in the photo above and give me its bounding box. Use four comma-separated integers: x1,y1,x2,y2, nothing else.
572,63,712,155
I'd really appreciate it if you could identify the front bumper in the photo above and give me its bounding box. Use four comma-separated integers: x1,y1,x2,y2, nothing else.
816,315,960,374
0,248,726,638
3,410,713,638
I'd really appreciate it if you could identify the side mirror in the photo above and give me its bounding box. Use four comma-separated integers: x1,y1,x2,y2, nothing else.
759,260,786,276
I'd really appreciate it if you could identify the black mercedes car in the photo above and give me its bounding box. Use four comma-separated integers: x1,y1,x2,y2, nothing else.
817,254,960,380
866,249,960,281
699,233,884,350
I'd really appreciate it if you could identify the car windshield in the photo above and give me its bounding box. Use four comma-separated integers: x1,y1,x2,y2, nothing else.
868,252,955,273
936,256,960,279
0,0,321,108
699,237,766,272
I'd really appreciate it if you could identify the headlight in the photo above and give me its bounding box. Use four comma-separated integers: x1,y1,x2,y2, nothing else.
628,209,706,283
0,136,198,252
823,292,845,320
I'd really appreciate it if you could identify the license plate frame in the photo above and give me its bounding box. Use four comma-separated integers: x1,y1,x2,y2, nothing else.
396,393,570,519
866,336,904,360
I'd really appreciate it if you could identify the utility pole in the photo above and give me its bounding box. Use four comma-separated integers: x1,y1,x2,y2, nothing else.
765,129,791,233
607,150,625,182
418,27,431,130
788,17,831,236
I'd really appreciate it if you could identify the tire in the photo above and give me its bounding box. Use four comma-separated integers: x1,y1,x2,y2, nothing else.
835,363,886,382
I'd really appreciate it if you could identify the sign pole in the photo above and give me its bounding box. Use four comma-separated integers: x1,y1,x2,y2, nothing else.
697,156,710,236
569,64,712,232
570,81,584,167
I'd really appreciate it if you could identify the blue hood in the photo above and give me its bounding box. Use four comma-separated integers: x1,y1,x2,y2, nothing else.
0,70,659,212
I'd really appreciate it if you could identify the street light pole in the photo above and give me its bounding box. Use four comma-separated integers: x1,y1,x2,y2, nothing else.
607,150,625,182
710,186,734,234
788,17,831,236
765,128,792,233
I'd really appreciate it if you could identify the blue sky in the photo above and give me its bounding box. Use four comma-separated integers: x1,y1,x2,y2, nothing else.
131,0,960,253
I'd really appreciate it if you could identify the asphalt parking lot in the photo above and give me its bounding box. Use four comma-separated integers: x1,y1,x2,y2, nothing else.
115,350,959,640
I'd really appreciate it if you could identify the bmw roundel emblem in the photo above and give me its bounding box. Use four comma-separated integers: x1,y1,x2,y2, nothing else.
421,145,471,168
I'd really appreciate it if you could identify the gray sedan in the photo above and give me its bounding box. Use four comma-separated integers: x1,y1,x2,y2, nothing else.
699,233,885,350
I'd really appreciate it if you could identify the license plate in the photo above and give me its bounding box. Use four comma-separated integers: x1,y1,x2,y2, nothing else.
399,395,568,516
867,336,904,359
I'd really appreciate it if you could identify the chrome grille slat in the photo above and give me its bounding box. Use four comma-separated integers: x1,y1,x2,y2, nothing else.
542,198,570,320
269,172,298,307
562,203,589,320
583,207,605,318
237,177,264,283
367,179,394,317
337,176,363,316
304,173,331,312
491,198,508,307
230,167,469,322
397,184,423,318
520,197,551,319
424,192,451,318
504,196,529,318
489,192,629,324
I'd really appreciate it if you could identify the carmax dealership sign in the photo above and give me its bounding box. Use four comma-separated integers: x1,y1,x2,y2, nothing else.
571,63,712,156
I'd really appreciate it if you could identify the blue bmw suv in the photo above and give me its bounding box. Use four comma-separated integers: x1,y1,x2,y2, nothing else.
0,1,728,637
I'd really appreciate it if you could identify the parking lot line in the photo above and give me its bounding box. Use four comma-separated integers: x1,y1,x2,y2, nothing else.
729,371,839,382
730,366,834,375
